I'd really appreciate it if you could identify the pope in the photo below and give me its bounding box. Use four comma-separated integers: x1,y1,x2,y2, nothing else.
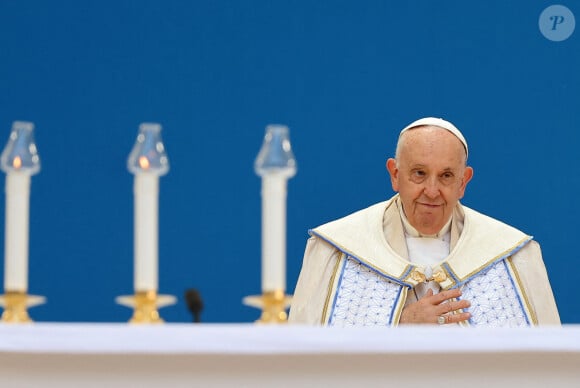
289,117,560,326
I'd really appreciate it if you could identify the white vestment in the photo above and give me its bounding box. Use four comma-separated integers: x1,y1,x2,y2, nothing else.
288,195,560,326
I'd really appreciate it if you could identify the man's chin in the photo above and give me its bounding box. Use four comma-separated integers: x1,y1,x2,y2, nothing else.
415,218,444,235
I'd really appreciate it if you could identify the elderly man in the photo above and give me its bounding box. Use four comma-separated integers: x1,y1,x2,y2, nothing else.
289,117,560,326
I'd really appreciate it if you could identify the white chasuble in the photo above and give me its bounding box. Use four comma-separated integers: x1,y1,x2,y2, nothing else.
310,196,537,327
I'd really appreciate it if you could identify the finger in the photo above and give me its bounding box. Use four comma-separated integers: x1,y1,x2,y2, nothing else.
432,288,462,304
445,311,471,324
440,299,471,314
419,288,434,300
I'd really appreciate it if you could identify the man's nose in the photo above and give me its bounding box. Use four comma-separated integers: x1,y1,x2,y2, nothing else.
423,177,440,198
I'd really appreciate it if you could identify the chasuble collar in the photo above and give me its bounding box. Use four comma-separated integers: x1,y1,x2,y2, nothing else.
309,194,533,289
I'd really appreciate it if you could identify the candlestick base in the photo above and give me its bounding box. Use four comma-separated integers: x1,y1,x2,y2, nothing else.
243,290,292,324
116,291,176,324
0,291,46,324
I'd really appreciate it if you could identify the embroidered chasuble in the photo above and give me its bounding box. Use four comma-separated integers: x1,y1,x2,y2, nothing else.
288,195,561,327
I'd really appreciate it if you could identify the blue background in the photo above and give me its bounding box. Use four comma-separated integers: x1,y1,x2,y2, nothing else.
0,1,578,323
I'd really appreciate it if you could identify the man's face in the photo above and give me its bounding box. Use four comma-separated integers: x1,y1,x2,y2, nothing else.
386,126,473,235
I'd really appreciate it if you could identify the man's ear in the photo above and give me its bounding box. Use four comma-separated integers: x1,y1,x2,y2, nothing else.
459,166,474,198
386,158,399,192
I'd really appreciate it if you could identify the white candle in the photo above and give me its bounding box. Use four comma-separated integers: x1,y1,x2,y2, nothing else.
133,172,159,291
260,173,288,293
3,170,31,291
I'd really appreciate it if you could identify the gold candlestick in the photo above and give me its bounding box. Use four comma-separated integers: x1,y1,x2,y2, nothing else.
0,291,45,323
116,290,176,324
243,290,292,324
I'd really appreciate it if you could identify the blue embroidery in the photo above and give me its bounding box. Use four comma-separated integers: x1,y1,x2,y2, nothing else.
462,260,529,327
329,257,400,327
310,230,415,287
328,256,530,327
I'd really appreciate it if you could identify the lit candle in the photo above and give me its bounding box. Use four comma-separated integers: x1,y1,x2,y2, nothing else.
255,125,296,293
4,169,31,291
0,121,41,292
127,123,169,293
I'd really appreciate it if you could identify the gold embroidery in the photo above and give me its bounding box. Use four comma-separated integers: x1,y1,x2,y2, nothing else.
432,269,447,283
408,268,448,284
506,256,537,325
410,270,426,283
391,287,407,326
321,252,343,324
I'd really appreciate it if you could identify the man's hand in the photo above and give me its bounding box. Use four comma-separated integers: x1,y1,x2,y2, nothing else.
399,288,471,325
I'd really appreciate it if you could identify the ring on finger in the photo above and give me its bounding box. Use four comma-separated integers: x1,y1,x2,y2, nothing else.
437,315,446,325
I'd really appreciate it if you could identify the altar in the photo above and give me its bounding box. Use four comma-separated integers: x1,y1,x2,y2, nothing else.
1,323,579,387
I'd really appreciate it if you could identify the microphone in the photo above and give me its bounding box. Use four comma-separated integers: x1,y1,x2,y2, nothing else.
184,288,204,323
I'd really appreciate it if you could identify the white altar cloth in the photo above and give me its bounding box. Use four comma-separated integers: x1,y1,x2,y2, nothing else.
1,323,579,387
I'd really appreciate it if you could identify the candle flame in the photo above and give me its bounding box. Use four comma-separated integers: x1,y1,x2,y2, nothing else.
138,156,150,170
12,156,22,169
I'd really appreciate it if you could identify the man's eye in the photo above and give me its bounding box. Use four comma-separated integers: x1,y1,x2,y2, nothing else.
411,171,426,182
440,172,456,184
